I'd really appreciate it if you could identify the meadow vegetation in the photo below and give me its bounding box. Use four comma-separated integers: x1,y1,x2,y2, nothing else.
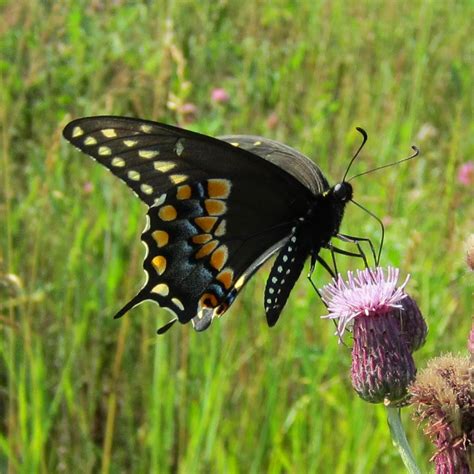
0,1,472,472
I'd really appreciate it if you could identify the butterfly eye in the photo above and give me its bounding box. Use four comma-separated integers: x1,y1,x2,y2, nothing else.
333,182,353,202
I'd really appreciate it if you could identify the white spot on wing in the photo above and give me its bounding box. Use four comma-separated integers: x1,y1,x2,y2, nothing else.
175,139,184,156
154,194,167,206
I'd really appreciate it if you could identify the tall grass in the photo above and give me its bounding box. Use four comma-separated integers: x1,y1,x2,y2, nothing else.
1,1,471,472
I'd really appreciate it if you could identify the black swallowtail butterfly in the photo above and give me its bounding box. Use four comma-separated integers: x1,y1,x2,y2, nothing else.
63,116,369,333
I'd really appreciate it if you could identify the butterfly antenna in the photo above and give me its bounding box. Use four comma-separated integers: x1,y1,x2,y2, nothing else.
350,199,385,265
342,127,368,182
348,146,419,181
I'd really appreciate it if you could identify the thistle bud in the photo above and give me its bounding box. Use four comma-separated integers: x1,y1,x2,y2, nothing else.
397,295,428,353
321,267,423,404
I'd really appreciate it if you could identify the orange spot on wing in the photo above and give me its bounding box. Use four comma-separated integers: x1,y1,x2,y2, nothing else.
151,256,167,275
207,179,231,199
210,245,228,271
217,268,234,289
195,216,217,232
200,292,219,308
152,230,169,247
176,184,192,200
205,199,226,216
192,233,212,244
195,240,218,259
158,205,177,221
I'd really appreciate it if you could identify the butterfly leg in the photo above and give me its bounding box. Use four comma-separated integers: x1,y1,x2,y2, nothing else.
307,252,335,302
335,233,377,267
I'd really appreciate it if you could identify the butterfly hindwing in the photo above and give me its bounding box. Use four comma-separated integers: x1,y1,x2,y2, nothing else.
114,178,295,331
264,221,312,327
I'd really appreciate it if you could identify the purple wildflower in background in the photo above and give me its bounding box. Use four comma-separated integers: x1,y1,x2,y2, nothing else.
211,87,230,104
321,267,424,404
457,161,474,186
180,102,198,123
466,234,474,271
409,355,473,473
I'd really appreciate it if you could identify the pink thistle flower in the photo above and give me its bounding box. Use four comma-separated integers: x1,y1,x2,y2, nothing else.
321,267,409,340
457,161,474,186
321,267,421,404
211,87,230,104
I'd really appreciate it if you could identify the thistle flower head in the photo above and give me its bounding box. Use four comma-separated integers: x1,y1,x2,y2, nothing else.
321,267,423,404
321,266,410,340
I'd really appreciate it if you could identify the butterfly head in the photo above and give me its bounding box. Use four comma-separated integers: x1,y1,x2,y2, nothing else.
332,181,353,203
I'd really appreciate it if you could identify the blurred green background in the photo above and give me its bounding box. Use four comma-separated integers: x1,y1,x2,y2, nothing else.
1,1,472,472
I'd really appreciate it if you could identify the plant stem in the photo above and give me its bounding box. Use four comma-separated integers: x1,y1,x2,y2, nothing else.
386,406,421,474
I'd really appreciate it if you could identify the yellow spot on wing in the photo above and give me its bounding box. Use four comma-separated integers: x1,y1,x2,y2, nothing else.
176,185,192,200
171,297,184,311
235,274,246,290
152,256,167,275
159,205,177,221
210,245,228,271
140,124,153,133
141,184,153,194
139,149,159,159
253,140,262,146
207,179,231,199
152,283,169,296
111,157,125,167
195,216,217,232
84,136,97,146
217,268,234,290
72,126,84,137
124,139,138,147
98,146,112,156
128,170,140,181
169,174,188,184
195,240,218,259
101,129,117,138
215,220,226,237
230,142,239,147
205,199,226,216
152,230,169,247
154,161,176,172
192,234,212,244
